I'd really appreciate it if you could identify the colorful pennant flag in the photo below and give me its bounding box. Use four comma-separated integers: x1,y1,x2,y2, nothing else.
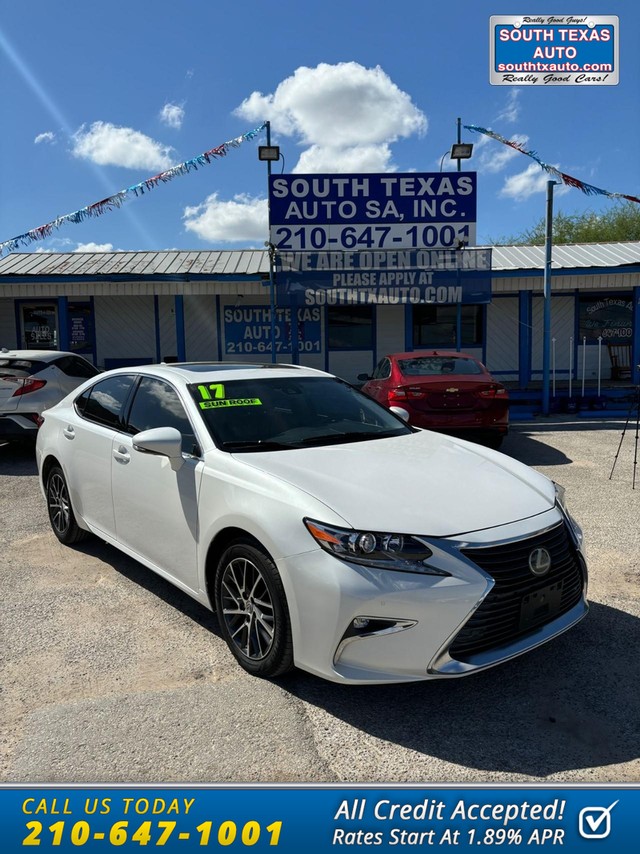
0,123,267,255
464,124,640,204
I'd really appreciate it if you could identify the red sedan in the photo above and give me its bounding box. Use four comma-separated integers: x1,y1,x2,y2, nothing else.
359,350,509,448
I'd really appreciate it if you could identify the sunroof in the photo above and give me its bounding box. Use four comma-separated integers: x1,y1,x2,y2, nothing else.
174,362,304,373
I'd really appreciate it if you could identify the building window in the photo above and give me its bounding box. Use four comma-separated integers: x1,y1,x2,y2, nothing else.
578,295,633,343
21,304,58,349
68,302,94,354
413,304,482,348
327,306,374,350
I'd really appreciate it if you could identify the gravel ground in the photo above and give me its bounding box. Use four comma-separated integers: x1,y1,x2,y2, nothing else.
1,418,638,784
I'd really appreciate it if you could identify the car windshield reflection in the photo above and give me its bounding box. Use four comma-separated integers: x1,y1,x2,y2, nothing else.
188,376,411,451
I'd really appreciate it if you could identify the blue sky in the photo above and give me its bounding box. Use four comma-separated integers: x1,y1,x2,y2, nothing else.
0,0,638,254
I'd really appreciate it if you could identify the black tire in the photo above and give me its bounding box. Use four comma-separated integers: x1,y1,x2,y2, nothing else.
46,465,90,545
214,539,294,678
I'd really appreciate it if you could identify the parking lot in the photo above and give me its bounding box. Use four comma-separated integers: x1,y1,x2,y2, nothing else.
1,419,638,784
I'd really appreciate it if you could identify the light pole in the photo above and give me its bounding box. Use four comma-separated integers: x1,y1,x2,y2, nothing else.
258,122,280,363
542,180,558,416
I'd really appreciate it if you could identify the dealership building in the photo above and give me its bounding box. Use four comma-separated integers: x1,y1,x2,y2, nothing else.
0,242,639,401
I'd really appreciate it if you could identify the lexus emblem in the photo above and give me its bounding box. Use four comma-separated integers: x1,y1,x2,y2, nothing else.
529,547,552,576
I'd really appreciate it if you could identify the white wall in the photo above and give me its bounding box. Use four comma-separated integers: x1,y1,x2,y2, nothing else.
94,296,156,367
375,305,406,359
485,297,519,375
184,295,217,361
328,351,374,383
532,295,575,375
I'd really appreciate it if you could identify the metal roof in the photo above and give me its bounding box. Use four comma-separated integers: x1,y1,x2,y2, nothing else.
490,241,640,270
0,242,639,278
0,250,269,279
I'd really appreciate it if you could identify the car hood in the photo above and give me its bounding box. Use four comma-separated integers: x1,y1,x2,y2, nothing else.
235,430,555,537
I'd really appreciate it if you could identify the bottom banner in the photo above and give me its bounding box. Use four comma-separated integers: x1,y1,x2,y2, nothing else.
1,786,637,852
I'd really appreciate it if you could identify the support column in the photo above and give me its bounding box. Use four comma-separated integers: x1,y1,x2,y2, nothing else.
633,286,640,386
57,296,69,351
175,296,186,362
518,290,532,388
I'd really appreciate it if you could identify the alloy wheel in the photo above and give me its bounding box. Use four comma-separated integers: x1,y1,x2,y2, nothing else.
220,557,275,661
48,472,70,535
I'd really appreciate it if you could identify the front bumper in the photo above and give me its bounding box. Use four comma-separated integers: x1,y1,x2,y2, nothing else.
278,508,587,684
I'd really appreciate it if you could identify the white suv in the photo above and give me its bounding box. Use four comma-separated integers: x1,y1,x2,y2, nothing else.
0,349,99,442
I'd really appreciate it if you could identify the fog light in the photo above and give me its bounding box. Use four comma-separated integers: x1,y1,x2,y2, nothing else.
353,617,370,629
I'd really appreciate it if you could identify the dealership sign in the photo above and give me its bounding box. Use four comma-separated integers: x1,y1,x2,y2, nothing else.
275,249,492,306
490,15,618,85
223,304,321,355
269,173,477,251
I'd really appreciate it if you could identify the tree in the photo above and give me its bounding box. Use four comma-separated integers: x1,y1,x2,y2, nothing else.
494,201,640,245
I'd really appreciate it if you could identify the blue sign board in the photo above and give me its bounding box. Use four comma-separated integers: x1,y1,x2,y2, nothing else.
2,785,639,852
223,304,321,356
269,173,477,251
275,249,492,306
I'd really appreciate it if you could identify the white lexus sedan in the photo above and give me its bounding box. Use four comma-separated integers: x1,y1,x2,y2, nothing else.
36,363,588,684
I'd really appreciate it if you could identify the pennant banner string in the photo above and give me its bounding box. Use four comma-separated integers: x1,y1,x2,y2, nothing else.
464,124,640,205
0,123,267,255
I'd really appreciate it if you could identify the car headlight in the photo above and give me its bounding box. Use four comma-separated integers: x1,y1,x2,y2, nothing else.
554,482,584,549
554,482,567,513
304,519,449,576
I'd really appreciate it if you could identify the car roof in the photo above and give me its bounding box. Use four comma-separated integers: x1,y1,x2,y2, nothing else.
388,350,477,360
98,362,333,384
0,349,76,361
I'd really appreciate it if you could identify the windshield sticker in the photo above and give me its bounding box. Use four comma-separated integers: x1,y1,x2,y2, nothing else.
197,383,225,400
199,398,262,410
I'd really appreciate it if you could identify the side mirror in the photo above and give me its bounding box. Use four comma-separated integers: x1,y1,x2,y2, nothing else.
357,373,371,382
389,406,410,423
133,427,184,471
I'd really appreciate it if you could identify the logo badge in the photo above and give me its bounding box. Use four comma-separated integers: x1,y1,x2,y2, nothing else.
529,547,552,576
445,387,459,393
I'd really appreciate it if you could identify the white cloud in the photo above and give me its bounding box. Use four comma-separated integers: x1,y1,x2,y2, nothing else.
159,103,184,129
294,143,394,173
34,131,56,145
74,242,115,252
183,193,268,243
182,62,427,247
479,133,529,174
72,122,174,170
500,163,570,201
235,61,426,169
496,90,521,124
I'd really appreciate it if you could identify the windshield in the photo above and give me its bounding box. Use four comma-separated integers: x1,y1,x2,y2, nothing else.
397,356,483,376
189,376,412,451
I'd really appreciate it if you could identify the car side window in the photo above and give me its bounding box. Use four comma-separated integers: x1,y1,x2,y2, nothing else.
126,377,199,456
373,358,391,380
55,355,100,379
79,375,136,429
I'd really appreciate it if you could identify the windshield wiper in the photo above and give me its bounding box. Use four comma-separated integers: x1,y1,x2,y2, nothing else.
220,440,299,452
299,430,402,446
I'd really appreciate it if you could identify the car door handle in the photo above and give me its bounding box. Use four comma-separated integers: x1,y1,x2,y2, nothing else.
63,426,75,440
113,446,130,464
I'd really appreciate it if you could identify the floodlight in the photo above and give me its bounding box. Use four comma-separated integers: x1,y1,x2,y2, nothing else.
450,143,474,160
258,145,280,161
